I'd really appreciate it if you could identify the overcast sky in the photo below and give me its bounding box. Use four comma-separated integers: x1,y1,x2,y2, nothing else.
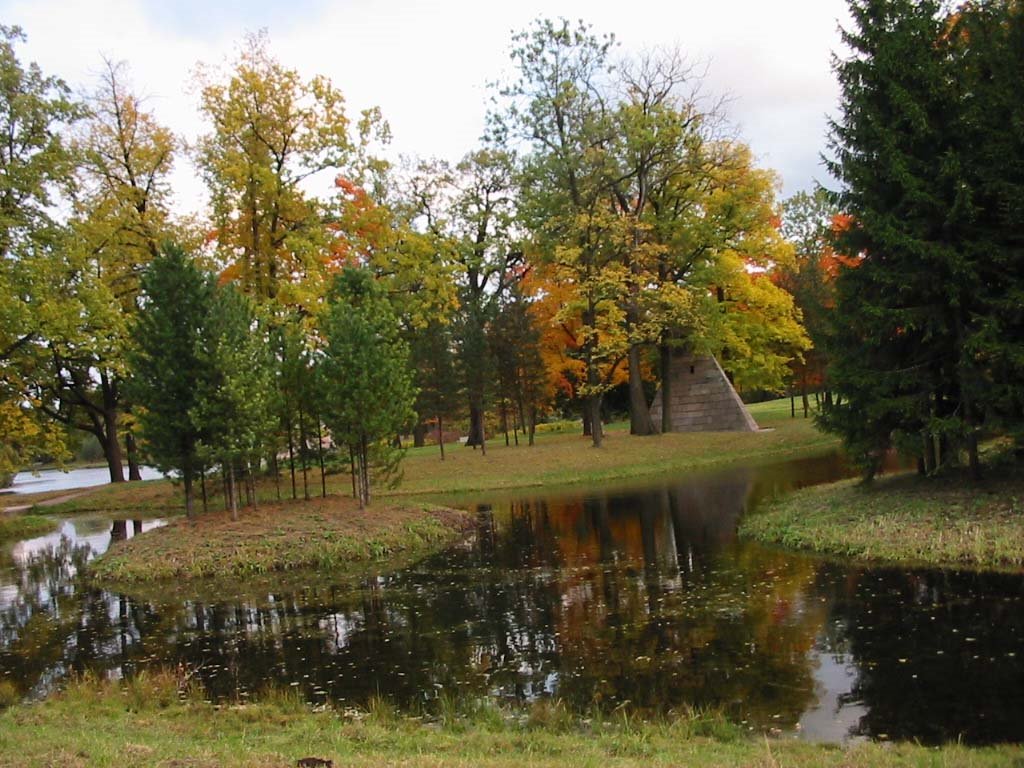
1,0,852,215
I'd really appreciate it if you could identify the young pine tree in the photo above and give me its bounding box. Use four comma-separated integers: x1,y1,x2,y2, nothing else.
192,284,277,519
317,268,416,507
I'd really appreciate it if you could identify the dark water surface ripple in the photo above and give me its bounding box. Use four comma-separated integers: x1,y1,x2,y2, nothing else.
1,453,1021,745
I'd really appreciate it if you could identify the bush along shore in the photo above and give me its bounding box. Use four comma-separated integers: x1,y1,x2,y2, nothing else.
740,467,1024,570
89,497,472,582
0,673,1019,768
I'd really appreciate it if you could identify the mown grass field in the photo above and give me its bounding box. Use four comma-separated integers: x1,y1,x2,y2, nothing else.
0,673,1018,768
38,399,836,517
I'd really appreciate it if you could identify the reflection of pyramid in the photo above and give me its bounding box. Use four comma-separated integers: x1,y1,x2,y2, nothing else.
649,353,759,432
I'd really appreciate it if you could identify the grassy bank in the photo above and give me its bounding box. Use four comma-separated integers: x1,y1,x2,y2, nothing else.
47,399,837,517
0,675,1019,768
0,514,56,541
90,497,472,581
740,468,1024,570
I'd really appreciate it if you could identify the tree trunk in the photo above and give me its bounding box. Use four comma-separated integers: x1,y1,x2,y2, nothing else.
364,438,371,507
628,344,655,435
200,468,208,514
249,463,258,510
183,472,194,520
413,422,427,448
125,431,143,481
501,401,510,446
349,446,357,500
588,393,604,448
659,343,672,434
100,410,126,483
316,415,327,498
528,406,536,446
243,461,253,507
286,412,297,500
466,400,486,449
437,414,446,461
227,464,238,522
298,402,310,501
923,431,937,474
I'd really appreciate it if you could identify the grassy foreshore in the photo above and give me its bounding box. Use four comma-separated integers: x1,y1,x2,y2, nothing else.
0,514,56,541
740,467,1024,570
0,674,1018,768
40,400,837,518
89,497,472,582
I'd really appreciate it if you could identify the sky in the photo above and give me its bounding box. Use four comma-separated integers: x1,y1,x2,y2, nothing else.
0,0,853,216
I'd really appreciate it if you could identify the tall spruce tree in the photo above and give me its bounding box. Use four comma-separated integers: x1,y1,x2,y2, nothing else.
952,2,1024,448
823,0,981,477
128,245,213,518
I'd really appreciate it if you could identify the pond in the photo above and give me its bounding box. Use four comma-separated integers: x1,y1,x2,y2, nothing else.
5,466,164,495
0,453,1021,745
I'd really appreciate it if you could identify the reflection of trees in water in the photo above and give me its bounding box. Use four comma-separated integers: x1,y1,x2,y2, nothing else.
1,458,1019,744
0,537,96,697
823,566,1024,745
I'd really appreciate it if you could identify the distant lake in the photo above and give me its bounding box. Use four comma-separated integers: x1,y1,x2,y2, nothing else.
6,466,164,495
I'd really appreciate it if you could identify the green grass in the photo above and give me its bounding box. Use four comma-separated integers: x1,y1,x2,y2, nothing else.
0,514,57,541
0,674,1018,767
46,400,837,517
740,466,1024,569
89,496,472,582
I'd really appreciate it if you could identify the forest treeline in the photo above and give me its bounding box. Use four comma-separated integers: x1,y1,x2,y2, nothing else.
2,0,1021,503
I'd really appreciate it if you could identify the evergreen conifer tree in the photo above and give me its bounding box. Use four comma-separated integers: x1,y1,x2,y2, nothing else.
317,268,416,507
128,245,213,518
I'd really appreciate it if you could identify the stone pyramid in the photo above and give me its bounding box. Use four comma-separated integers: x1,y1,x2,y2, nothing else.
649,352,759,433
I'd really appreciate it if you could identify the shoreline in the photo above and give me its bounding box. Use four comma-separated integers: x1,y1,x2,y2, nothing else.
739,469,1024,571
89,497,473,582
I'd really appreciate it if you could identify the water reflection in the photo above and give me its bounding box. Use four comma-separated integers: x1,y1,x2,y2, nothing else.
0,455,1021,746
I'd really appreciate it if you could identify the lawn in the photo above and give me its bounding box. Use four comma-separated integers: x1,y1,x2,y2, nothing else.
39,399,836,517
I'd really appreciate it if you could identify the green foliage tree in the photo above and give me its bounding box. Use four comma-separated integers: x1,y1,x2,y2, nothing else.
12,56,176,484
778,188,841,415
192,284,277,519
403,149,521,452
0,25,80,479
489,284,548,446
317,268,416,508
128,245,214,518
503,18,624,447
409,318,461,458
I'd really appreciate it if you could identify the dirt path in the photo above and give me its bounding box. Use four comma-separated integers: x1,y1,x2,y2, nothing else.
3,489,95,515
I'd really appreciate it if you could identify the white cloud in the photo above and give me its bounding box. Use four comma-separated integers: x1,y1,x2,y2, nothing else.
2,0,851,215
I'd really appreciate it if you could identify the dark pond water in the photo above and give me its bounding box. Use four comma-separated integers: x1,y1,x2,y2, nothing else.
1,453,1022,745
